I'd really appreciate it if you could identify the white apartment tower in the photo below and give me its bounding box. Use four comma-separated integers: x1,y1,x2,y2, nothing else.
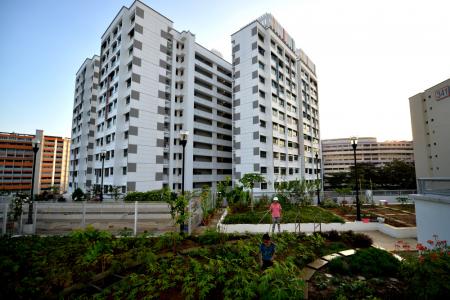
70,1,232,193
231,14,321,191
69,55,100,193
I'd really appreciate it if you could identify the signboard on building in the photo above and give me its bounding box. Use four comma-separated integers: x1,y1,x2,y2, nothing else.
435,86,449,101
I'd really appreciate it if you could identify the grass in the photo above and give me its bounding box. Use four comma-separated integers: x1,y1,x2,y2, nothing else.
223,205,345,224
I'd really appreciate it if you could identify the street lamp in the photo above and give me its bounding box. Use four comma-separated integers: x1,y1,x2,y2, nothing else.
315,151,320,206
350,137,361,221
27,138,40,225
100,151,106,202
179,130,189,232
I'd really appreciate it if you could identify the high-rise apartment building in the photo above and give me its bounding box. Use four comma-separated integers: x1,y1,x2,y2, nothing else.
69,56,100,193
409,78,450,178
70,0,232,193
321,137,414,175
231,14,321,191
0,130,70,194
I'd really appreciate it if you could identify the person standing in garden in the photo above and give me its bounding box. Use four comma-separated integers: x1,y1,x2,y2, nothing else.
269,196,282,233
259,233,276,270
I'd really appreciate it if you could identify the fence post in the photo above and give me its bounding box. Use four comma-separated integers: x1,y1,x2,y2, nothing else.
33,202,38,234
2,203,8,234
188,199,192,235
82,201,86,227
20,210,23,235
134,201,138,236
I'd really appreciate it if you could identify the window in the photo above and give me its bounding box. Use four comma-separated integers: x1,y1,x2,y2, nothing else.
124,149,128,157
123,167,127,175
259,105,266,113
260,151,267,158
260,135,266,143
261,167,267,174
258,61,265,70
261,182,268,190
260,120,266,128
259,76,265,84
124,131,129,139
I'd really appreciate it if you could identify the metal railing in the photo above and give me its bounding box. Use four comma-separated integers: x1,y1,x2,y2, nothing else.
417,178,450,196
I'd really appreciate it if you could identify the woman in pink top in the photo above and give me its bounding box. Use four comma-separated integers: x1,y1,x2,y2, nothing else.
269,197,282,233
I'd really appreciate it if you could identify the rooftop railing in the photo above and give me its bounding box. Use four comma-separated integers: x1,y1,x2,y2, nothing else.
417,178,450,196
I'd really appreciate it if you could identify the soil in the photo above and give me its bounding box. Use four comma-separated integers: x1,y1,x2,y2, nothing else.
326,205,416,227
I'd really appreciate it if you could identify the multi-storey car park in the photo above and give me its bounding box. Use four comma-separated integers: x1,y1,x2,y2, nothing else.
231,14,321,192
70,0,232,194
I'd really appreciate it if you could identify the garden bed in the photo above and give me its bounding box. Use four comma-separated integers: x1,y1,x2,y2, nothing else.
223,205,345,224
1,227,447,299
325,204,416,227
0,228,370,299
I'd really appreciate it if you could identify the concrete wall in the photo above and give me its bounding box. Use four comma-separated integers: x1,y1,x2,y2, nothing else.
414,196,450,245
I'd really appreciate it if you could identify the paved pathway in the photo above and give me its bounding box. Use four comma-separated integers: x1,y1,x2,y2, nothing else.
362,231,417,251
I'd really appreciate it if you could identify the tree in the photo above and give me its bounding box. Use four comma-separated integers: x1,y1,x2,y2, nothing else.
165,191,190,233
380,160,416,190
109,185,121,202
324,172,351,190
239,173,266,211
217,176,231,207
72,188,85,202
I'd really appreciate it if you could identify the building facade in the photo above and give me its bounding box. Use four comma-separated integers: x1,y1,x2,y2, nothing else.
70,0,232,194
409,78,450,245
409,78,450,178
0,130,70,194
231,14,321,191
321,137,414,175
69,55,100,193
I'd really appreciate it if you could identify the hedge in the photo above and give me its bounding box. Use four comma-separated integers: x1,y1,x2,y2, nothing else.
123,189,171,202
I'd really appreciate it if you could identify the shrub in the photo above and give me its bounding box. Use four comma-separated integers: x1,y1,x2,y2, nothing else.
322,230,340,241
341,231,373,248
329,247,400,278
123,188,171,202
351,247,400,277
321,198,339,208
402,237,450,299
328,256,351,275
72,188,85,201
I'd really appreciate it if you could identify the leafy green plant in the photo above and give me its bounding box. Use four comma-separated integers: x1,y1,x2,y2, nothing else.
198,228,226,245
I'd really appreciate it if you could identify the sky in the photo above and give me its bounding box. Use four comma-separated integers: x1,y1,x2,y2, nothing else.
1,0,449,141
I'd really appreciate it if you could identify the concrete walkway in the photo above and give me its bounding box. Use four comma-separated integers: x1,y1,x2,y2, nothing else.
363,231,417,251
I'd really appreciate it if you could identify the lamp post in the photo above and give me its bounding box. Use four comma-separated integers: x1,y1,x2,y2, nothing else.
27,138,40,225
100,151,106,202
315,152,320,206
350,137,361,221
179,130,189,233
